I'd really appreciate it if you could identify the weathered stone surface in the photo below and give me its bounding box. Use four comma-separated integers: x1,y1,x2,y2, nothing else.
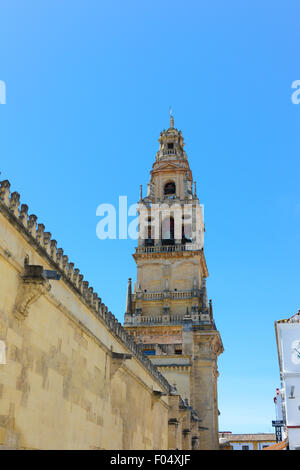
124,118,223,450
0,176,197,450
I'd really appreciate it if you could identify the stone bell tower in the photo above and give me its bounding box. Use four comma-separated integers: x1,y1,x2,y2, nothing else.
124,115,223,450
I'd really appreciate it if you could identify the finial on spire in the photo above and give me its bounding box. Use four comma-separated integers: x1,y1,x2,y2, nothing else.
169,106,174,128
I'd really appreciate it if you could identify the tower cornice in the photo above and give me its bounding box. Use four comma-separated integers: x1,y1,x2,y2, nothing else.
151,161,191,175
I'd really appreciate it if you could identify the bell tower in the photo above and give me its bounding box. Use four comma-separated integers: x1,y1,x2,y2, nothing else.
124,115,223,450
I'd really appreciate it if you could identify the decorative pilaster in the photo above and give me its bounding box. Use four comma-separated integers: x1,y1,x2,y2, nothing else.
191,331,223,450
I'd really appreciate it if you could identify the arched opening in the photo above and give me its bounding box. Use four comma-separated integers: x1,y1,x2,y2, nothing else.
181,223,192,244
164,181,176,196
182,213,192,244
145,217,154,246
162,217,174,245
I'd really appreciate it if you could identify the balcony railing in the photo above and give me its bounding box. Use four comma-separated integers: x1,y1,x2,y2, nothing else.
135,289,201,301
124,313,214,327
135,243,201,254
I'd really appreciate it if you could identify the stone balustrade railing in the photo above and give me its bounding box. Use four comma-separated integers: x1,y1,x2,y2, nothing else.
135,289,201,301
125,312,213,326
135,243,201,254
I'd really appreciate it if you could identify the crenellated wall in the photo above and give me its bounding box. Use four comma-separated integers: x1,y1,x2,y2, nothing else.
0,179,200,450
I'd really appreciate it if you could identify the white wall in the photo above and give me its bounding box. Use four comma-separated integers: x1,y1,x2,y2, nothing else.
276,322,300,450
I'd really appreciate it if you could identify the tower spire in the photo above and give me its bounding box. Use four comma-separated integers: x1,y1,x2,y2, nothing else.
125,278,132,315
169,107,174,128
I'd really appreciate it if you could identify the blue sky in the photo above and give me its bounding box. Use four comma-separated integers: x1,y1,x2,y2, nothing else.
1,0,300,434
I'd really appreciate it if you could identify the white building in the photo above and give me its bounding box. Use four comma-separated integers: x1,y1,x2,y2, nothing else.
219,432,276,450
275,311,300,450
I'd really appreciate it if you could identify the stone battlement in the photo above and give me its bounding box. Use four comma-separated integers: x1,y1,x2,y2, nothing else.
0,179,173,394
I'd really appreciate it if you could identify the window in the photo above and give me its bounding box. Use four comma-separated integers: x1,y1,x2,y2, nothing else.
162,217,174,245
145,217,154,245
164,182,176,195
182,223,192,244
143,349,155,356
242,445,249,450
168,142,174,150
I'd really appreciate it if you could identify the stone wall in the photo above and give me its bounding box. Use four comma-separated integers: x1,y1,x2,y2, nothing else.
0,180,198,450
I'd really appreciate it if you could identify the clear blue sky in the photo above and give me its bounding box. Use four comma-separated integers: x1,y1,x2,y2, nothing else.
1,0,300,434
